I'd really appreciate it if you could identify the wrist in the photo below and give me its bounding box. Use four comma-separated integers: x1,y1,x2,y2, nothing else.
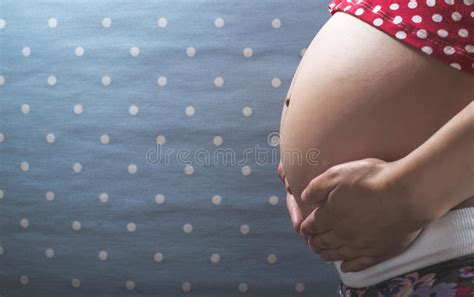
381,157,446,227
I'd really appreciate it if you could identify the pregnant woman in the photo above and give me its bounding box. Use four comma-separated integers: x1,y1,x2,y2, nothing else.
278,1,473,296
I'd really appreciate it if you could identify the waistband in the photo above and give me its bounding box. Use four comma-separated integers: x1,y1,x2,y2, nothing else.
334,206,474,288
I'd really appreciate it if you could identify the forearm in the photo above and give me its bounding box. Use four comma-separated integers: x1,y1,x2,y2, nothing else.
392,100,474,221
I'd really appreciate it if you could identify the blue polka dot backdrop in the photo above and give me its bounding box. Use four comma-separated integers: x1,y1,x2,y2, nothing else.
0,1,339,296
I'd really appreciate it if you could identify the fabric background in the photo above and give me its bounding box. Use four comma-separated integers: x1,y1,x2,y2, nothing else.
0,0,339,296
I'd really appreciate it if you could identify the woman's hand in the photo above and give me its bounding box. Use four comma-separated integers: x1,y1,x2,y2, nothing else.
299,158,432,273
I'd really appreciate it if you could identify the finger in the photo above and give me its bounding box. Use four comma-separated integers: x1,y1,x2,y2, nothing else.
309,231,345,251
286,192,303,233
340,256,380,273
277,162,285,184
284,178,292,194
300,170,338,206
300,204,332,236
319,246,360,262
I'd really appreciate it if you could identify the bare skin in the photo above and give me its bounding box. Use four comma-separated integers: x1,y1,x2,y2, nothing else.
279,12,474,220
278,12,474,272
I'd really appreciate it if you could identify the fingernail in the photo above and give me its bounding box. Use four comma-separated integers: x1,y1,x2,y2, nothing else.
301,189,306,201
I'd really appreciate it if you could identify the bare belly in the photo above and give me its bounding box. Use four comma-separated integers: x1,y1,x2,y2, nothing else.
279,13,474,218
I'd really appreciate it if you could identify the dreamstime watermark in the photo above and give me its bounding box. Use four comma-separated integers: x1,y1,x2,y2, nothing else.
145,132,321,167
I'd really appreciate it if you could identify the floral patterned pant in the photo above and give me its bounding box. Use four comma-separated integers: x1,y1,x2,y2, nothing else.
337,254,474,297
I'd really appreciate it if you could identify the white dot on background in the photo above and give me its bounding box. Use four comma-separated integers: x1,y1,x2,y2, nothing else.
438,29,448,38
46,191,55,201
272,18,281,29
243,47,253,58
432,14,443,22
101,75,111,86
183,223,193,233
72,278,80,288
212,195,222,205
74,104,83,115
464,0,472,5
182,282,192,292
214,17,224,28
213,136,223,146
421,46,434,55
450,63,461,70
373,18,383,26
452,11,462,21
458,28,469,37
102,17,112,28
99,192,109,203
355,8,364,15
0,19,6,29
416,29,428,39
186,47,196,57
408,1,418,8
268,195,279,205
127,222,136,232
240,224,250,235
372,5,381,12
389,3,399,10
21,161,29,172
445,0,455,4
210,253,220,263
157,76,167,86
214,76,224,87
20,218,29,229
295,283,305,293
74,46,84,57
426,0,436,7
154,252,164,262
0,190,4,199
48,17,57,28
22,47,31,57
241,165,251,176
158,17,167,28
184,164,194,175
238,282,248,293
267,253,277,264
100,134,110,144
443,46,455,55
99,250,108,261
0,132,4,142
128,164,138,174
393,16,403,24
185,106,195,117
155,194,165,204
46,133,55,143
20,275,29,285
242,106,253,117
465,45,474,53
72,221,81,231
129,105,139,116
395,31,407,39
271,77,281,88
48,75,57,86
130,46,140,57
412,15,422,23
45,248,54,258
73,162,82,173
0,75,5,85
156,135,166,145
126,280,135,290
21,104,30,114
